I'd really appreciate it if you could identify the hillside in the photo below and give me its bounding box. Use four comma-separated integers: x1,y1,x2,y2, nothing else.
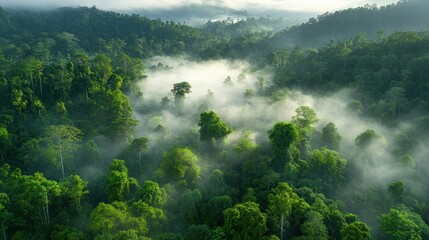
0,2,428,240
268,0,429,49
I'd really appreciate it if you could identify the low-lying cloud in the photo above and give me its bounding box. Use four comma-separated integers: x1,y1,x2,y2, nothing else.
0,0,399,14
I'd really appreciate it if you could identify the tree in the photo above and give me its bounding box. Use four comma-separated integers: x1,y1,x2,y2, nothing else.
307,147,347,188
376,87,408,119
292,106,319,153
379,206,429,240
296,210,328,240
59,175,88,214
346,100,363,114
171,81,191,106
130,137,148,168
105,159,137,202
0,126,11,162
44,125,83,179
180,189,202,225
268,122,298,169
388,181,405,203
198,111,232,143
223,76,233,87
355,129,381,148
223,201,267,240
268,182,299,240
11,88,27,115
321,122,342,151
132,200,167,235
135,181,167,208
340,221,371,240
90,201,148,239
0,192,9,240
160,148,200,184
205,195,233,226
101,89,137,139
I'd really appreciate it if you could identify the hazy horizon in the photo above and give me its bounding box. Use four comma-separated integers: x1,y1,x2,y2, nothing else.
0,0,400,15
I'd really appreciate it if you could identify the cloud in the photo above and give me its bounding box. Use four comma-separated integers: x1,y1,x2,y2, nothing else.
0,0,399,13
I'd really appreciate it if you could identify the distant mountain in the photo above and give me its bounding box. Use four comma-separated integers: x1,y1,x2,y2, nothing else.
121,4,249,26
267,0,429,49
121,3,312,27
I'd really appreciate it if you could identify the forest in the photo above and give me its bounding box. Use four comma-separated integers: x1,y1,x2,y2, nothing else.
0,0,428,239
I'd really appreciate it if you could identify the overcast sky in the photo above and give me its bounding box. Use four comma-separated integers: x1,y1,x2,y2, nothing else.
0,0,399,13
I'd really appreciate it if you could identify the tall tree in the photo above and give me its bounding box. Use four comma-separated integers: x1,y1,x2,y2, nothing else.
90,201,148,239
105,159,137,202
223,201,267,240
379,206,429,240
171,81,191,107
340,221,371,240
198,111,232,143
0,192,9,240
160,148,200,184
268,182,299,240
135,180,167,208
44,125,83,179
321,122,342,151
268,122,298,170
292,106,319,154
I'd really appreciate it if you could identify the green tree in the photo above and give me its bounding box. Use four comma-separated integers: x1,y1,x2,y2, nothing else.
171,81,191,106
0,126,11,162
132,200,167,235
180,189,202,225
355,129,381,148
130,137,148,168
268,182,299,240
198,111,232,143
135,181,167,208
223,201,267,240
59,175,88,213
268,122,298,170
292,106,319,153
376,87,408,119
340,221,371,240
44,125,83,178
379,206,429,240
307,147,347,187
0,192,10,240
205,195,233,226
295,210,328,240
11,88,27,115
160,148,200,184
388,181,405,203
105,160,137,202
90,201,148,239
321,122,342,151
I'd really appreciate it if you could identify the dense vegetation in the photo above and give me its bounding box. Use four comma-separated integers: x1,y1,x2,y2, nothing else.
0,1,428,239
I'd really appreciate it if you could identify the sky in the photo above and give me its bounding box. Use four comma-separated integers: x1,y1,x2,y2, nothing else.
0,0,400,13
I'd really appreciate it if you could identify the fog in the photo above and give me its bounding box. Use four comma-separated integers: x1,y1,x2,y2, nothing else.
0,0,399,14
132,56,428,228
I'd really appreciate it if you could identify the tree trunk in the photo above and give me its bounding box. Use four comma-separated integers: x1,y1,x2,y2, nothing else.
30,73,34,92
280,213,284,240
2,222,6,240
46,194,50,225
42,207,47,225
39,73,43,95
59,145,65,179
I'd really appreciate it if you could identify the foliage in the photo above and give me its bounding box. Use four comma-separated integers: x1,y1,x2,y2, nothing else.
223,201,267,240
160,148,200,184
198,111,232,142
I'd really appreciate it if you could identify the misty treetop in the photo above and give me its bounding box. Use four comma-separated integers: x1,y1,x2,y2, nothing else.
0,1,429,240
